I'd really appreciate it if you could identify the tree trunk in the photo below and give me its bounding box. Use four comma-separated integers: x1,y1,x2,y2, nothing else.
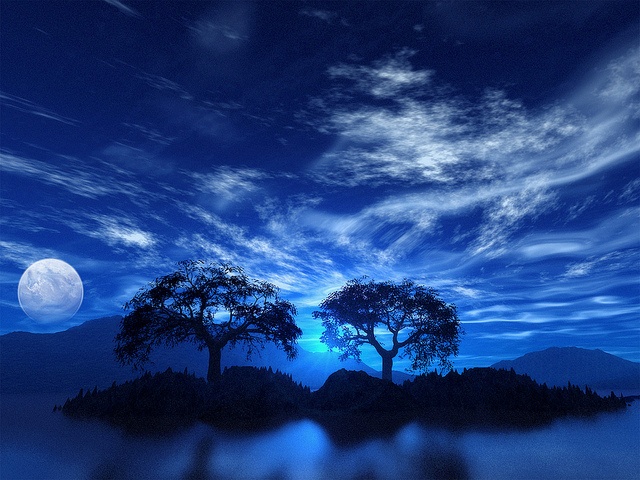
207,345,222,384
381,354,393,382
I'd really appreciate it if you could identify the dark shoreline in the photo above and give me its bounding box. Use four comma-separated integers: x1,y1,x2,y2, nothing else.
59,366,627,443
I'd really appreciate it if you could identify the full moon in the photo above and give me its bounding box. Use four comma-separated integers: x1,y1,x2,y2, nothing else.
18,258,84,323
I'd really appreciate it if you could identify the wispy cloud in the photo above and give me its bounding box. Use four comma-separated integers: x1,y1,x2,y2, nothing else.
0,241,60,268
563,250,637,279
477,330,538,340
1,151,119,198
593,46,640,104
327,50,431,99
100,142,175,175
299,8,344,25
190,166,267,197
452,286,485,299
307,53,583,188
0,91,80,126
70,213,158,250
190,4,251,54
102,0,140,18
121,123,175,146
299,46,639,264
314,46,637,192
470,185,557,258
518,241,587,259
135,72,193,101
0,199,61,234
97,218,157,249
0,150,162,207
187,166,271,211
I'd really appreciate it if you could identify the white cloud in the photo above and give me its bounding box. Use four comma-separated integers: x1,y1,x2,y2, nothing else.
299,8,339,24
100,142,174,175
594,47,640,104
308,53,584,188
135,72,193,101
0,151,158,205
591,296,621,305
0,199,60,234
175,234,235,263
532,302,573,309
477,330,536,340
300,47,639,263
0,241,59,268
466,305,513,317
519,242,586,259
72,214,157,250
327,50,432,99
470,186,557,258
567,305,640,322
563,258,602,279
619,178,640,204
190,4,251,53
102,224,156,249
452,286,484,298
1,152,117,198
464,314,553,325
102,0,140,17
121,123,175,146
0,91,79,126
188,166,270,210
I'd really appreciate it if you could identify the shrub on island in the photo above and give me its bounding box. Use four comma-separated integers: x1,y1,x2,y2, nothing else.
202,366,311,428
62,366,310,433
404,367,626,426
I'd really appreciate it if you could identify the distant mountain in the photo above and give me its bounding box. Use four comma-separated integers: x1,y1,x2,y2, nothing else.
0,316,412,395
491,347,640,396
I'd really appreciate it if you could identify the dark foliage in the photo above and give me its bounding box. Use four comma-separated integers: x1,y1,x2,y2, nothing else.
115,260,301,384
62,367,309,434
61,368,213,434
404,367,627,427
61,366,626,437
202,366,311,429
314,278,462,381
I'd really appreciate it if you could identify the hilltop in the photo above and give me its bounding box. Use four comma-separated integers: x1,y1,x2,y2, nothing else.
492,347,640,396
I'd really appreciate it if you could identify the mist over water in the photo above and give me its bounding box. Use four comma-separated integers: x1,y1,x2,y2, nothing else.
2,395,638,479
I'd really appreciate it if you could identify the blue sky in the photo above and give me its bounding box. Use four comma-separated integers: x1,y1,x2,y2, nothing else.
1,1,638,371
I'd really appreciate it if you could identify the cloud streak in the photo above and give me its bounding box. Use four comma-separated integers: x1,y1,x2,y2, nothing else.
308,58,584,188
1,152,120,198
102,0,140,18
299,47,639,265
0,91,80,126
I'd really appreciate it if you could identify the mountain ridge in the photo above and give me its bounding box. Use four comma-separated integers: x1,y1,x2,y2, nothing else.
491,346,640,395
4,317,637,397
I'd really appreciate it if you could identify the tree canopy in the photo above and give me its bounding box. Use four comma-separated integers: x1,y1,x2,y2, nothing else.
114,260,301,383
313,277,462,381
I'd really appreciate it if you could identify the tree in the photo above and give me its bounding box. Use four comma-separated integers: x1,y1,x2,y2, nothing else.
313,278,462,382
115,260,302,384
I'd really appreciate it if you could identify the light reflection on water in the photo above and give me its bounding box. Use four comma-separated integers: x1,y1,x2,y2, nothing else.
1,395,638,479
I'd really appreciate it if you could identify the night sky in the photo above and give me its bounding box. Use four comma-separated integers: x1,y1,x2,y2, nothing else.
1,1,638,371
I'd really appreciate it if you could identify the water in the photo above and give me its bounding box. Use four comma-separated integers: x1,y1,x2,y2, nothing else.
1,394,638,479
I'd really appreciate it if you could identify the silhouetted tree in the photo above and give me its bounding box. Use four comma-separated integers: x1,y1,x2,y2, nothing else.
115,260,301,383
313,278,462,381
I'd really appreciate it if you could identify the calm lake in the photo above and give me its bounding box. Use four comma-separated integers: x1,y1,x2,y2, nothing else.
1,394,638,479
